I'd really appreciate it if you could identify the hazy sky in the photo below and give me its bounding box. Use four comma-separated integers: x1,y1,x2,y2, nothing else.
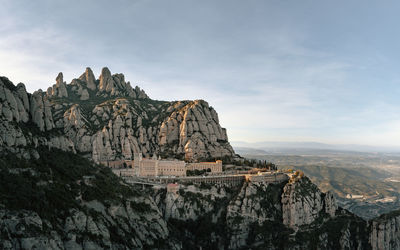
1,0,400,146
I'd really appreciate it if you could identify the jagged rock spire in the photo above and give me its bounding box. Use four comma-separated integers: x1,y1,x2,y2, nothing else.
79,67,96,90
56,72,63,85
99,67,114,92
55,72,68,98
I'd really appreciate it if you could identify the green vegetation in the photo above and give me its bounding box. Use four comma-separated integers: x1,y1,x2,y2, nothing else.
293,209,369,250
0,76,17,91
186,168,211,176
246,220,291,249
293,177,320,198
0,147,138,224
168,215,228,249
285,165,398,198
198,155,277,170
169,184,243,249
258,182,286,216
16,119,64,138
240,158,277,170
244,153,400,219
374,209,400,222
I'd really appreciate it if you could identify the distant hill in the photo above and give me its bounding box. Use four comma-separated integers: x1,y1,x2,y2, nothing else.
232,141,400,154
244,153,400,219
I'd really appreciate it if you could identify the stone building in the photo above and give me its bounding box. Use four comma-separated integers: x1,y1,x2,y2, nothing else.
158,160,186,176
138,158,159,177
186,160,223,173
103,154,223,177
134,153,186,177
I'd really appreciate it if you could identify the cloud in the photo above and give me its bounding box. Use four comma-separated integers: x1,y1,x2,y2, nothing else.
1,0,400,146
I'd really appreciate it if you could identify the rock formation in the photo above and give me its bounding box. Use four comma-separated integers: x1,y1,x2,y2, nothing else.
79,67,97,91
2,68,400,249
370,212,400,250
281,177,338,230
1,149,366,250
0,68,235,162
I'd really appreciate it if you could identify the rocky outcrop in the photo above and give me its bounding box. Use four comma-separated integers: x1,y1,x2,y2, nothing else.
97,67,147,99
159,100,233,160
0,68,234,162
154,175,368,249
370,212,400,250
164,184,228,220
0,78,29,123
281,177,337,230
0,198,172,250
30,90,55,131
79,67,97,91
226,181,285,249
0,149,179,250
324,191,338,217
0,145,383,250
282,177,324,230
47,72,68,98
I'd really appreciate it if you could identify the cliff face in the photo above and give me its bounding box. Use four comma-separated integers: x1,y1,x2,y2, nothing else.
0,68,234,162
2,69,400,249
281,177,337,230
157,176,367,249
369,212,400,250
0,149,177,250
0,200,172,250
0,147,393,250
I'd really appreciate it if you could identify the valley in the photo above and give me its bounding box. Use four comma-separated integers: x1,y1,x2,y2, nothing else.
239,149,400,219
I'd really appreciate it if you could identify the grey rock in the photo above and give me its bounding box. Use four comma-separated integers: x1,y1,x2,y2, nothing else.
80,88,89,100
56,72,68,98
79,67,97,90
0,68,234,163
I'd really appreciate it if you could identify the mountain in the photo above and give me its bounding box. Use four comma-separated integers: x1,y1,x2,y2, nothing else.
0,67,234,162
3,147,400,249
2,69,400,249
0,148,373,249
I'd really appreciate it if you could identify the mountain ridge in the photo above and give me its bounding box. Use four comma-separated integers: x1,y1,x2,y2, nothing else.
232,141,400,153
2,69,400,249
0,67,235,162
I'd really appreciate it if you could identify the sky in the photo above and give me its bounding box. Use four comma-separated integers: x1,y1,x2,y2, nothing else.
1,0,400,147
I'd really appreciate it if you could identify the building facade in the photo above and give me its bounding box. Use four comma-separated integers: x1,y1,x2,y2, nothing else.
134,153,186,177
186,160,223,173
158,160,186,176
103,153,223,177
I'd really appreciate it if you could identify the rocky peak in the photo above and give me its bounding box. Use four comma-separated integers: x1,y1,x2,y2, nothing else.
91,67,149,99
50,72,68,98
56,72,63,85
78,67,96,90
0,68,233,161
0,77,17,91
43,67,149,101
99,67,112,92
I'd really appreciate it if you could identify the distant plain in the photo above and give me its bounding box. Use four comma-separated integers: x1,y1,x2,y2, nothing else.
234,143,400,219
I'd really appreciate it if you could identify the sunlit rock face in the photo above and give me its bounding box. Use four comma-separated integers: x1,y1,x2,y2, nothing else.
0,67,235,161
